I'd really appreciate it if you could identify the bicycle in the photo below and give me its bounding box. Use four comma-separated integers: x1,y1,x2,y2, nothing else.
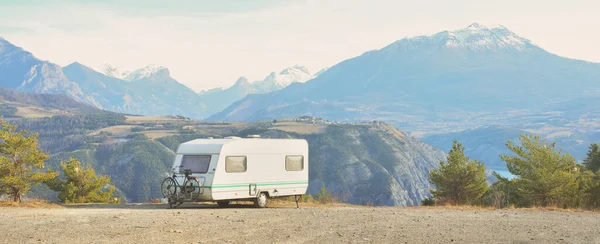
160,169,201,208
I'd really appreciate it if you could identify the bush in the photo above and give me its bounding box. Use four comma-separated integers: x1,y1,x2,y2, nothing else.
421,197,438,206
315,185,332,204
303,194,314,203
130,127,145,132
128,133,148,140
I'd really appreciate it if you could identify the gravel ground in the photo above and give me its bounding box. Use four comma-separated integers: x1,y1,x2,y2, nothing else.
1,203,599,244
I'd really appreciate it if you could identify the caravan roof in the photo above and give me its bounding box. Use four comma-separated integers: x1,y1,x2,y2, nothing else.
176,138,308,154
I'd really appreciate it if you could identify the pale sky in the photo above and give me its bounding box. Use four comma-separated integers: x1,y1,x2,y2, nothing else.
0,0,598,92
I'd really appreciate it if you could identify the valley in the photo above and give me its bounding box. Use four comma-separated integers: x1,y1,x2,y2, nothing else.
1,89,444,206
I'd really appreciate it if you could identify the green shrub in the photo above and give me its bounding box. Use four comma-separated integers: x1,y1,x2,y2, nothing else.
315,185,332,204
303,194,314,203
421,197,438,206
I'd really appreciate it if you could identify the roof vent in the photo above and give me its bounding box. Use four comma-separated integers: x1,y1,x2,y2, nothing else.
247,135,261,138
225,136,241,139
206,137,213,139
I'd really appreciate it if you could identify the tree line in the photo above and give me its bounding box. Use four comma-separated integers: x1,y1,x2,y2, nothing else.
0,119,117,203
426,134,600,210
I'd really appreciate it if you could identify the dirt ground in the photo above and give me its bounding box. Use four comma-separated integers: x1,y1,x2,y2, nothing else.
1,203,599,244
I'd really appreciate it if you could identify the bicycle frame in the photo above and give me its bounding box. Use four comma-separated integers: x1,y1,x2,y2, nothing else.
168,170,200,200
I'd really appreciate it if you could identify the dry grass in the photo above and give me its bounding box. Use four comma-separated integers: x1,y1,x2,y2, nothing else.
412,205,600,214
268,200,354,208
141,130,179,139
125,116,184,124
15,106,66,118
88,125,136,136
514,206,600,214
267,196,356,208
413,205,497,211
269,122,326,134
0,200,63,208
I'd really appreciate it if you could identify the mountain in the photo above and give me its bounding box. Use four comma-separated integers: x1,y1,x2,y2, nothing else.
123,65,168,81
0,36,322,120
63,62,210,118
207,23,600,137
314,67,329,77
102,64,130,80
62,62,131,111
260,65,314,89
198,65,316,117
65,63,317,119
300,122,445,206
120,65,206,117
0,37,99,106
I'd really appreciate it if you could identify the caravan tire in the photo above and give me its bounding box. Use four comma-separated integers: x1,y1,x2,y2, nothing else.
217,201,230,207
254,192,268,208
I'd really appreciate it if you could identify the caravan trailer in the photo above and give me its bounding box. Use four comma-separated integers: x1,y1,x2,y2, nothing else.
164,135,309,208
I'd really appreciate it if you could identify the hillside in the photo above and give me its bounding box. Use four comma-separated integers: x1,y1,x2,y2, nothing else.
10,101,444,205
302,123,445,205
0,88,105,118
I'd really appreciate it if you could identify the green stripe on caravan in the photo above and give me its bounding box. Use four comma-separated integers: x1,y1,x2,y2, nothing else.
208,181,309,189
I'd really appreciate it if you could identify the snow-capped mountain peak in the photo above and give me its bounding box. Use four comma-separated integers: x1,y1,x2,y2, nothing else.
443,23,531,50
124,64,169,81
280,65,310,75
388,23,533,53
102,64,130,80
265,65,313,88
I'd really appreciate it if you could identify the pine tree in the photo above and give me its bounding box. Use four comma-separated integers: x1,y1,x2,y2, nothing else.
0,119,58,202
500,134,578,207
583,143,600,173
429,140,488,205
45,158,115,203
315,185,332,204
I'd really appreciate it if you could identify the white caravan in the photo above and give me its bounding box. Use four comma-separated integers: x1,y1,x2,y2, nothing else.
168,136,309,208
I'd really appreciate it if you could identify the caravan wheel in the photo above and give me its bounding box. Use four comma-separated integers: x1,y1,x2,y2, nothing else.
217,201,230,207
254,192,268,208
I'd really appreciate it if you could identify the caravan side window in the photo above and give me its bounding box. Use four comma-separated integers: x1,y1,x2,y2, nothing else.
285,155,304,171
180,155,211,173
225,156,247,173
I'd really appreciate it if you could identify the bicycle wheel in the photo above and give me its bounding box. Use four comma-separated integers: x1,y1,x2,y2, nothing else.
161,177,177,198
184,178,201,200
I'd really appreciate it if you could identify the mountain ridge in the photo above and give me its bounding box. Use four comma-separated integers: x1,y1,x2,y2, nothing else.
0,38,99,106
207,23,600,128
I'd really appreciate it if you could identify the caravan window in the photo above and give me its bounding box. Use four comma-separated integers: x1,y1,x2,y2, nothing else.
225,156,247,173
285,155,304,171
180,155,211,173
